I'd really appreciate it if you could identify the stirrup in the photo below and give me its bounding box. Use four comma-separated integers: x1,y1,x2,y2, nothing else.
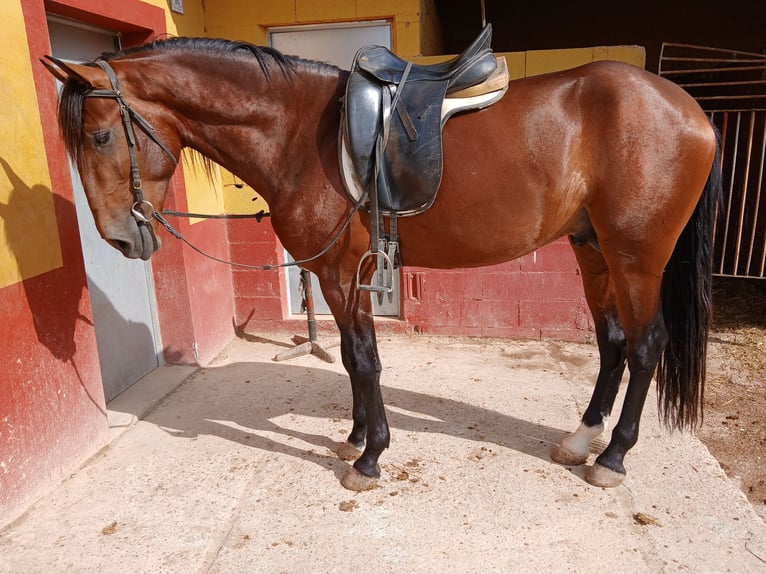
356,239,398,295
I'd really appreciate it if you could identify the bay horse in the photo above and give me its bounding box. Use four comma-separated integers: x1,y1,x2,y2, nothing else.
43,37,720,492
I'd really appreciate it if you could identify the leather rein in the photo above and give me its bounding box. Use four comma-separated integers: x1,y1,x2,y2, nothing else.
85,60,366,271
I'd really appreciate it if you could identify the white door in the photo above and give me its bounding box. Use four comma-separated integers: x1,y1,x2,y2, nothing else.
48,17,162,401
270,22,400,316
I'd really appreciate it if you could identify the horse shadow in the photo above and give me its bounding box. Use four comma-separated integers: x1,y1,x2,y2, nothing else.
0,157,159,406
137,357,573,482
0,157,90,363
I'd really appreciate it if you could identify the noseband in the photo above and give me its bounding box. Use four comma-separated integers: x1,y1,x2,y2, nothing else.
85,60,178,225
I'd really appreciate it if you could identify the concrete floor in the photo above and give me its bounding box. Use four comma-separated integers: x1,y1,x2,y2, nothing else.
1,334,764,573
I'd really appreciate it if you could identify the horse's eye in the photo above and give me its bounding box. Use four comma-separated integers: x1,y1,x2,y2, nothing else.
92,131,111,146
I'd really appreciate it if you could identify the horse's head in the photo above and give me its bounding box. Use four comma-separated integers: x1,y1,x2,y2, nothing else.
42,56,179,260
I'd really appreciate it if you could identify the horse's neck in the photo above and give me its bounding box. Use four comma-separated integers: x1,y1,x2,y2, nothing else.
162,58,345,203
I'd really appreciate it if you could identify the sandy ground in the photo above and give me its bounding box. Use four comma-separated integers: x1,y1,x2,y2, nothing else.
1,334,765,573
699,277,766,522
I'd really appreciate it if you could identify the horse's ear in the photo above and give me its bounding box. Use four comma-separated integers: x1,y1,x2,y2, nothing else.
40,58,68,83
41,55,108,89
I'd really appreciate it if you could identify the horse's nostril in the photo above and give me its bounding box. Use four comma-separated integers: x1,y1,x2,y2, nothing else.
108,238,131,254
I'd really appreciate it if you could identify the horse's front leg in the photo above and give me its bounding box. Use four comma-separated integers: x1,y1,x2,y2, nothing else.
318,270,389,491
338,312,390,490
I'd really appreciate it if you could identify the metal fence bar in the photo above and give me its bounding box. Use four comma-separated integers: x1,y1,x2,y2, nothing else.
678,80,766,89
663,57,766,64
733,111,756,274
661,43,766,59
745,117,765,274
661,64,766,75
694,95,766,102
718,112,741,275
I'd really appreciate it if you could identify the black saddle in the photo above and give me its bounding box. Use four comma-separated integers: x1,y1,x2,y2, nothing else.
339,25,507,295
341,24,498,215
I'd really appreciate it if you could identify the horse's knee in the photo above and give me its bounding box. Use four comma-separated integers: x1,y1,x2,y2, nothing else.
340,333,381,379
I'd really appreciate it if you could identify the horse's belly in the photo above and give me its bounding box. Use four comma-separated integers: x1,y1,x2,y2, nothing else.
397,208,550,269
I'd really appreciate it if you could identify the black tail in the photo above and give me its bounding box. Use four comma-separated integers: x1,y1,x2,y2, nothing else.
657,126,722,430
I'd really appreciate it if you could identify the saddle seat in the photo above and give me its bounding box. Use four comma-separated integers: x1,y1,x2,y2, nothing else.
356,23,496,94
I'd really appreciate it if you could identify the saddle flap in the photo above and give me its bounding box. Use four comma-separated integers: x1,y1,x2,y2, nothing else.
376,79,450,213
343,70,383,191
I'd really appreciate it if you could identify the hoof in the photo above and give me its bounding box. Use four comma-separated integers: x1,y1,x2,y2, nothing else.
336,442,363,462
552,422,604,467
551,444,589,466
341,467,379,492
586,463,626,488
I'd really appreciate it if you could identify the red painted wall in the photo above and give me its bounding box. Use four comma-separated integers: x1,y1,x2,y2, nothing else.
0,0,118,526
402,240,593,340
227,218,289,334
154,171,235,365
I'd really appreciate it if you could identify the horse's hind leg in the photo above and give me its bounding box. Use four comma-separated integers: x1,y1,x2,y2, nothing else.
585,262,668,487
553,242,627,466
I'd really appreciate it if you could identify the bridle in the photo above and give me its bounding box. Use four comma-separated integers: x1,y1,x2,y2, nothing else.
85,60,178,226
82,59,368,271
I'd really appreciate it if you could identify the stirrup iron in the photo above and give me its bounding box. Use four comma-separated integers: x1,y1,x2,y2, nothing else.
356,239,396,294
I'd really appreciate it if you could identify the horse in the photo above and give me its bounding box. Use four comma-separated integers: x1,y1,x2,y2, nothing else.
43,36,721,492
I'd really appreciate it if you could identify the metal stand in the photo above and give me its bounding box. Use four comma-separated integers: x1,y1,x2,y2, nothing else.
273,269,338,363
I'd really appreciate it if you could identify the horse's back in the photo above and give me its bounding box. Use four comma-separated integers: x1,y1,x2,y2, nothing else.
397,59,716,269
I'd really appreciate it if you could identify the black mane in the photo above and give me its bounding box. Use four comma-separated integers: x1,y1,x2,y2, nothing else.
99,37,300,79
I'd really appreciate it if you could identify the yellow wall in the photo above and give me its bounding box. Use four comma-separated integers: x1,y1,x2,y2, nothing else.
205,0,424,57
418,0,443,56
0,1,63,288
416,46,645,81
526,45,645,75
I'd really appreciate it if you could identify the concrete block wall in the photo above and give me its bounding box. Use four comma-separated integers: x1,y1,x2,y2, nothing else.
402,239,593,340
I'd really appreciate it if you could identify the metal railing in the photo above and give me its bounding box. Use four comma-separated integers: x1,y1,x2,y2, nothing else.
660,43,766,278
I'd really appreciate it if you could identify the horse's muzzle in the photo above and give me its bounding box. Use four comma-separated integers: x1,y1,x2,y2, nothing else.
107,221,158,260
